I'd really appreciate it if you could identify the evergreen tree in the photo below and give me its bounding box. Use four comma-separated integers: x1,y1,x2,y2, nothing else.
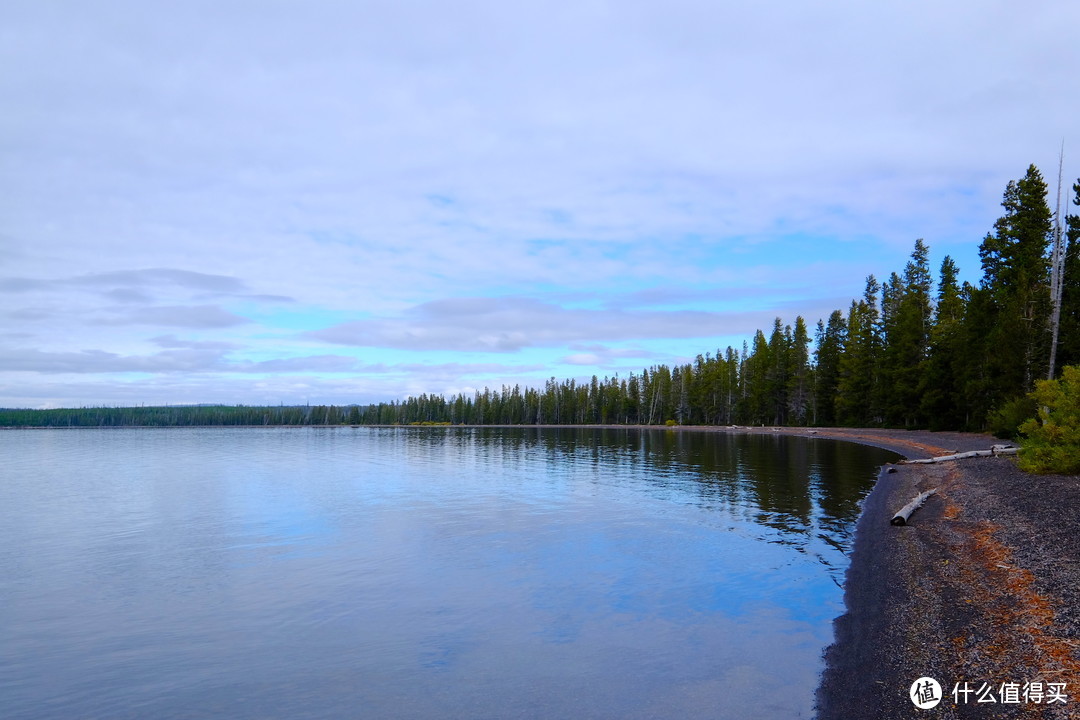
723,346,740,424
625,373,642,424
813,310,846,426
977,164,1054,408
835,276,882,425
766,317,790,425
673,364,691,424
921,255,967,429
787,316,812,425
744,329,771,424
957,282,998,429
882,239,932,426
1055,180,1080,369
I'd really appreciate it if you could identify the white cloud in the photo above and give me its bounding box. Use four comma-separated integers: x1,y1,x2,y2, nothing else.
562,344,656,367
72,269,247,293
0,347,227,374
306,296,791,352
150,335,241,351
1,0,1077,406
95,305,251,329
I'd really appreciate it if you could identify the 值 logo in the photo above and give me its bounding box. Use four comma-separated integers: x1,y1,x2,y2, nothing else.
910,677,942,709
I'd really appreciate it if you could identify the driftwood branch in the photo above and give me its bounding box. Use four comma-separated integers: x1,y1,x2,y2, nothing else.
891,489,937,526
901,445,1017,464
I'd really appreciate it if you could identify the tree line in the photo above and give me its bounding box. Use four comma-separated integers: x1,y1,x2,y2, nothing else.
370,164,1080,433
1,164,1077,433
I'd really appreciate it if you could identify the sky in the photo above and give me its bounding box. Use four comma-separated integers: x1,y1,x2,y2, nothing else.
2,0,1078,408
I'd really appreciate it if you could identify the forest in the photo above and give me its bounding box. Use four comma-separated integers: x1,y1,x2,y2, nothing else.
2,165,1078,435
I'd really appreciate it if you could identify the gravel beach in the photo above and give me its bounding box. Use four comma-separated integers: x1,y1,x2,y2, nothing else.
775,428,1080,719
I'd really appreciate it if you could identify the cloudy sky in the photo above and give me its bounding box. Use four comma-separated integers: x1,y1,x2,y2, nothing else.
2,1,1078,408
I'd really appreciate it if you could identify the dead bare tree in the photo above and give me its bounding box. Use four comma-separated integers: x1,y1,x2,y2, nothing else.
1049,142,1067,380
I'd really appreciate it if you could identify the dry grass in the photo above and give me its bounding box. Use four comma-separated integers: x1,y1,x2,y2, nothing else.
946,515,1080,685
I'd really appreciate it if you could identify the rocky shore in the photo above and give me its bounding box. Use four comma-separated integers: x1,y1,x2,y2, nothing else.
775,428,1080,719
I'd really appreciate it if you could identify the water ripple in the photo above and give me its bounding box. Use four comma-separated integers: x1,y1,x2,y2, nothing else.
0,427,896,720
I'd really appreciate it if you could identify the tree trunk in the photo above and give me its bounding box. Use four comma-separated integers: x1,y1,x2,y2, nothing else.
902,445,1017,464
891,489,937,526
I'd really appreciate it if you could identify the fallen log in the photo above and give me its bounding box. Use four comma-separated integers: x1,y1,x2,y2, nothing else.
891,488,937,526
902,445,1017,464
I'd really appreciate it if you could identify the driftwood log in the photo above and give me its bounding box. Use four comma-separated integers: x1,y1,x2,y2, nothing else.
891,489,937,526
901,445,1017,464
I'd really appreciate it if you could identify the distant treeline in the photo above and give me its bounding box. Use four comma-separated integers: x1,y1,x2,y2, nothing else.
2,165,1078,433
0,404,361,428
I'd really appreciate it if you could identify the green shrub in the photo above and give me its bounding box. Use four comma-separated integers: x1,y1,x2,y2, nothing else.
1018,365,1080,474
988,395,1038,439
665,419,678,427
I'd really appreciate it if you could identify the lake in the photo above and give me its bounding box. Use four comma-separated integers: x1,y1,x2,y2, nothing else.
0,427,898,719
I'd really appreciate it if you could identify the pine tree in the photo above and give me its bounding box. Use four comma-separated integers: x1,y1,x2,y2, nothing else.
787,317,812,425
724,346,740,424
977,164,1054,409
1056,180,1080,369
766,318,790,425
813,310,846,425
836,276,882,425
921,255,967,429
955,282,999,428
744,329,771,424
882,239,932,426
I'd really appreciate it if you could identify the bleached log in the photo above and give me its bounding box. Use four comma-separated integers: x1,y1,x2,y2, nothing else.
905,450,988,464
891,489,937,526
901,445,1017,464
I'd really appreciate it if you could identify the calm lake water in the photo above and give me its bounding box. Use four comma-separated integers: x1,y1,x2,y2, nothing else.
0,427,898,719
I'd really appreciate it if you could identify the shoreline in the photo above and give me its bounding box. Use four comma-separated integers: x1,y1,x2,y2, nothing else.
661,424,1076,718
799,430,1080,719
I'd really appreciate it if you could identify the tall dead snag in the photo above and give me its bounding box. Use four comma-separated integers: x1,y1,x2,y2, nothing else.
1049,143,1067,380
